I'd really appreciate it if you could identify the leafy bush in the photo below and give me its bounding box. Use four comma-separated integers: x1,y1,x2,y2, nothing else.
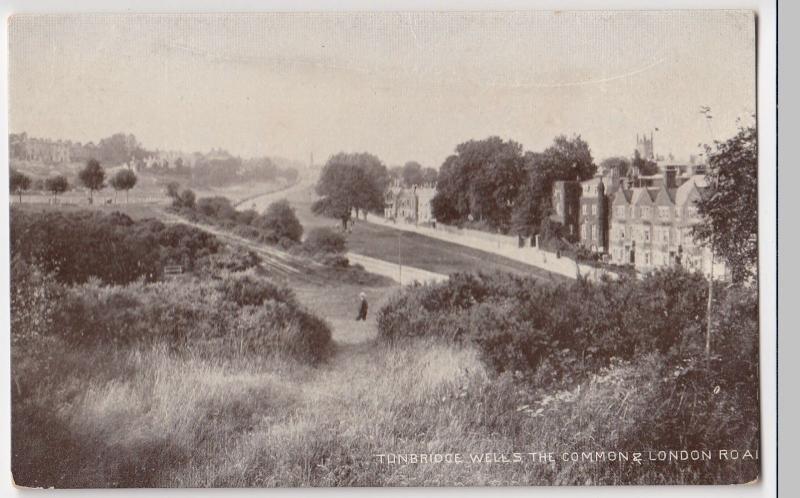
376,268,759,484
218,274,296,307
11,209,221,285
378,268,755,391
199,246,262,274
179,189,196,209
196,196,237,220
232,225,262,240
317,253,349,268
10,258,65,348
52,276,331,363
302,227,347,255
252,199,303,245
235,209,259,226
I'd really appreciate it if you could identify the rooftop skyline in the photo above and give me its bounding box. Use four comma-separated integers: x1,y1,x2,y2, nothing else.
9,11,755,168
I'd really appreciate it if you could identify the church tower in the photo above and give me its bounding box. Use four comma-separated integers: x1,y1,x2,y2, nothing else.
635,132,655,161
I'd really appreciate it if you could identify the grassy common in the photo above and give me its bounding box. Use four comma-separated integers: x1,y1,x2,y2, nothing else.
251,183,566,281
11,207,758,487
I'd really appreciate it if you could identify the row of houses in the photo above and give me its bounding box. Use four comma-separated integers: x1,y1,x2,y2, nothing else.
10,133,72,163
551,165,726,278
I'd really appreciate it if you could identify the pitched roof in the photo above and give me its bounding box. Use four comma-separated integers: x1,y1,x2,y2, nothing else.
631,187,655,205
674,176,706,206
611,188,632,205
653,184,676,205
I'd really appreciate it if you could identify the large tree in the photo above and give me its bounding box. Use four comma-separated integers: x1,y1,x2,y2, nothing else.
98,133,144,165
693,123,757,283
431,137,525,231
401,161,424,187
110,168,138,203
511,135,596,236
78,159,106,203
313,152,388,229
387,165,403,184
10,169,31,203
421,167,439,186
44,175,69,202
431,154,470,224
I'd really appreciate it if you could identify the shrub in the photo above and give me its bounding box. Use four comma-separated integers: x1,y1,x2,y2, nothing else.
377,268,755,390
10,257,65,348
179,189,196,209
233,225,262,240
303,227,347,255
51,276,331,363
317,253,349,268
235,209,258,226
217,274,296,307
196,196,237,220
253,199,303,244
10,209,221,284
200,246,262,274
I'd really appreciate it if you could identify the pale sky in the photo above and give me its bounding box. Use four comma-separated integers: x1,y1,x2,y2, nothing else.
9,11,755,168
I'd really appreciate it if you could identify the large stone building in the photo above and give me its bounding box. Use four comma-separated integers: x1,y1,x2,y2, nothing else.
550,180,582,240
608,175,727,278
577,167,622,253
384,183,437,225
10,133,71,163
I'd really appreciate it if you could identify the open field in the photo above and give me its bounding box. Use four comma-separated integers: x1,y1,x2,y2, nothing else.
11,159,292,207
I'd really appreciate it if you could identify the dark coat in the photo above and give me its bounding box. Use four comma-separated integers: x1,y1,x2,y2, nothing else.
356,298,368,320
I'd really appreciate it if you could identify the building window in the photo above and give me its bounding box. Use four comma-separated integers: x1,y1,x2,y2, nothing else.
658,206,670,220
644,228,650,242
644,252,650,265
582,205,587,215
592,205,597,215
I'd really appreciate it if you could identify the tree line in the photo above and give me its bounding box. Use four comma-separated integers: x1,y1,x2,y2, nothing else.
312,123,757,284
312,135,602,236
11,159,138,203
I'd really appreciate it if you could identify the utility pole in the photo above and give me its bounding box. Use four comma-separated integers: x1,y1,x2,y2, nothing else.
397,231,403,286
706,243,714,369
699,105,715,370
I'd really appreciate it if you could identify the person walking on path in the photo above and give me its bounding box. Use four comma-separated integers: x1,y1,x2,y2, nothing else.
355,292,368,321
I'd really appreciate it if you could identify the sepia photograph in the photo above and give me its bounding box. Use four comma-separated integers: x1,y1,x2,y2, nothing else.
7,10,759,488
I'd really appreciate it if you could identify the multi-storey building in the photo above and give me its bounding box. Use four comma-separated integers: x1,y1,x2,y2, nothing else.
550,180,582,240
577,167,622,254
384,184,437,225
608,175,727,278
10,133,71,163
